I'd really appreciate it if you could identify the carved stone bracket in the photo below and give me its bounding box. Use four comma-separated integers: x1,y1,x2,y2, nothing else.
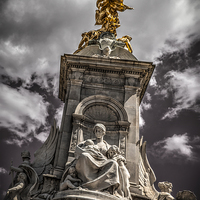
69,68,85,80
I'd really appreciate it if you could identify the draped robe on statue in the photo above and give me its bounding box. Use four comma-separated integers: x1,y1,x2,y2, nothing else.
75,140,122,192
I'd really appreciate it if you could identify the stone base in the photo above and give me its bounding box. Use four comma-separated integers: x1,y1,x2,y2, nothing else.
53,190,120,200
131,193,151,200
52,190,151,200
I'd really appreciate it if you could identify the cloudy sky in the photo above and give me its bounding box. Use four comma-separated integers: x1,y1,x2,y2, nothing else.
0,0,200,198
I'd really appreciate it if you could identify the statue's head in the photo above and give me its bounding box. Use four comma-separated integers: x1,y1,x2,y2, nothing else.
21,150,31,165
93,123,106,139
107,145,120,159
81,32,87,37
158,181,173,193
68,166,76,175
17,172,27,182
84,139,94,146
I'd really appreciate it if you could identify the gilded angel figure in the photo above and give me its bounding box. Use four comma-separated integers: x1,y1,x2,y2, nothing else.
95,0,133,34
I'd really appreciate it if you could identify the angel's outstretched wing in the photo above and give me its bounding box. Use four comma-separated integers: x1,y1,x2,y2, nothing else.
32,120,60,181
138,137,159,199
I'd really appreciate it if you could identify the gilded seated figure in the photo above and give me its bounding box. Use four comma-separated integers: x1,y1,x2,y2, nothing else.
60,123,132,199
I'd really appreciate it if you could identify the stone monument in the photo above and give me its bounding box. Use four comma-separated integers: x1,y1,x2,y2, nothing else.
4,1,196,200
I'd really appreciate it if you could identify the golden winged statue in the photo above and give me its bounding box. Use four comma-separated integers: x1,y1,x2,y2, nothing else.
95,0,133,35
74,0,133,54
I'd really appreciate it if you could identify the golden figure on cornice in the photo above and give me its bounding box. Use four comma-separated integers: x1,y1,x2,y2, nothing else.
74,0,133,54
117,35,133,53
74,30,102,54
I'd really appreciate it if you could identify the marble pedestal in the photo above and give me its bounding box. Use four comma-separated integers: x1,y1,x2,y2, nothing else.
53,190,120,200
53,190,151,200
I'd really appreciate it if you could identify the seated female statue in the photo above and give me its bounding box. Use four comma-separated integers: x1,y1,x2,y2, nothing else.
75,123,120,193
61,123,131,199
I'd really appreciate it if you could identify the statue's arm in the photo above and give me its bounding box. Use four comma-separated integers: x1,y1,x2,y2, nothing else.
124,5,133,10
10,166,23,173
96,0,103,9
166,195,175,200
7,183,24,194
112,154,126,163
66,175,81,182
78,39,85,49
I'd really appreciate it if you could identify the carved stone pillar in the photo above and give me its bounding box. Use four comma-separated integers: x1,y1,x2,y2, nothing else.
124,81,141,194
53,68,85,177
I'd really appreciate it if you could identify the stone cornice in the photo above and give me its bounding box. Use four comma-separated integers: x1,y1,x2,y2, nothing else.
59,54,155,104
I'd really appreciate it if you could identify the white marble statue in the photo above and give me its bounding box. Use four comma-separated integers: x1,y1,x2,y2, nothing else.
61,123,132,199
158,181,175,200
107,145,132,199
60,166,81,191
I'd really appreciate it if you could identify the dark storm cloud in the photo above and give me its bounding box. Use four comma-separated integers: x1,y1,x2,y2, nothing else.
148,39,200,120
161,67,200,119
141,36,200,133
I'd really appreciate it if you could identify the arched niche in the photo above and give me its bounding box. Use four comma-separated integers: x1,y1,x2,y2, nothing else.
74,95,128,122
68,95,130,162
